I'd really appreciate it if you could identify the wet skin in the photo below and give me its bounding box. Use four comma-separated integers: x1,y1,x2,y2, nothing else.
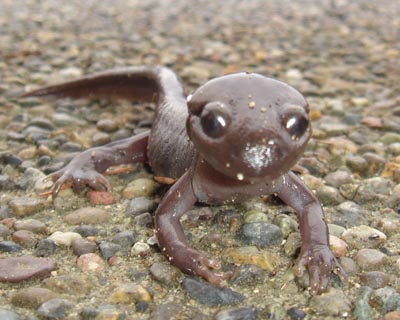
24,66,346,294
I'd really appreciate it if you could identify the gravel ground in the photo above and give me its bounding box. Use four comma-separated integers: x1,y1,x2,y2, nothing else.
1,0,400,319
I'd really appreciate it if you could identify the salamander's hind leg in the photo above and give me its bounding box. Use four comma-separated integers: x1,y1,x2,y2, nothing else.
46,131,149,199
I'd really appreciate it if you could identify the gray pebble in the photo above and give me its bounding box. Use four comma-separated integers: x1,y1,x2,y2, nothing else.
286,307,306,320
334,201,368,227
345,155,368,174
99,241,121,260
97,118,118,132
0,152,22,167
111,230,136,252
0,224,10,239
371,287,400,313
59,142,83,152
125,197,156,216
342,225,386,249
91,132,111,146
324,170,353,188
0,241,22,253
37,298,74,319
43,274,94,295
73,225,98,237
229,264,264,286
239,222,282,247
150,262,180,286
214,306,258,320
132,212,154,228
338,257,358,277
353,286,374,320
356,248,388,271
28,117,56,131
0,309,21,320
309,288,351,316
315,185,344,205
151,303,182,320
362,152,386,175
52,113,81,126
283,232,301,257
182,277,244,306
34,239,57,257
355,177,394,203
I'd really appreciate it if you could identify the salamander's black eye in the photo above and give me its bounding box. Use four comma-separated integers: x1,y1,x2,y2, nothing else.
282,110,309,140
200,102,230,138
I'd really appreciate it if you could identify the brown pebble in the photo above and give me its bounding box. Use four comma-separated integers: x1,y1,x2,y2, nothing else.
384,311,400,320
0,256,57,282
361,116,383,128
14,219,47,234
87,190,116,205
77,253,106,273
8,197,46,217
71,238,97,256
11,287,60,309
12,230,39,248
64,207,111,225
359,271,392,289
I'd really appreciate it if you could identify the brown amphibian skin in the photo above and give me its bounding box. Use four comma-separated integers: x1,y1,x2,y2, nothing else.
24,66,346,295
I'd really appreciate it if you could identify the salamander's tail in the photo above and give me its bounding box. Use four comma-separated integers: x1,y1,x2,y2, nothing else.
21,66,184,104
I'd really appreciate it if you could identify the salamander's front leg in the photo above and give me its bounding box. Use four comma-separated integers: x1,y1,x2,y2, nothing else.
155,170,232,285
46,131,149,198
277,172,347,295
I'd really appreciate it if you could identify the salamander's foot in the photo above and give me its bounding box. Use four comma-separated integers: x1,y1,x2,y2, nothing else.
167,245,233,285
44,164,111,199
294,245,347,295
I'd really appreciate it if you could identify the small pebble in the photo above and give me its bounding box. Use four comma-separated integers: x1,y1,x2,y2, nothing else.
315,185,344,206
339,257,358,276
73,225,98,237
150,262,180,286
109,283,152,304
0,256,57,282
224,246,279,271
12,230,38,248
8,197,46,217
309,288,351,316
182,277,244,306
125,197,156,216
97,118,118,132
48,231,82,246
324,170,353,188
11,287,60,309
64,207,110,225
286,307,306,320
334,201,367,227
283,232,301,257
0,309,21,320
239,222,282,247
359,271,392,289
71,238,97,256
34,239,57,257
0,224,10,239
14,219,47,234
342,225,387,249
214,306,258,320
91,131,111,146
229,264,264,286
87,190,116,205
43,274,94,295
356,248,388,271
384,311,400,320
122,178,156,199
131,241,151,256
99,241,122,260
353,286,374,320
37,298,74,319
329,235,348,257
0,240,22,252
77,253,106,273
371,287,400,313
111,230,136,252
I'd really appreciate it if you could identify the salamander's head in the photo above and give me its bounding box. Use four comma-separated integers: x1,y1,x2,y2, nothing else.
186,72,311,182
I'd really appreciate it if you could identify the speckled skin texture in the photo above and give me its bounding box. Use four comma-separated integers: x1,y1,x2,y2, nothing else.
24,66,346,294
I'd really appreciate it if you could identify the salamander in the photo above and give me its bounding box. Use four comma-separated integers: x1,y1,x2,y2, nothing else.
24,66,346,294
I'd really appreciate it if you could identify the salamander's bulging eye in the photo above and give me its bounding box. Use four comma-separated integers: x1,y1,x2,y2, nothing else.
283,112,309,140
200,102,230,138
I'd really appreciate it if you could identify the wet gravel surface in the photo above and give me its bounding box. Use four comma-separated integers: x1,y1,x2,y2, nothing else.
1,0,400,319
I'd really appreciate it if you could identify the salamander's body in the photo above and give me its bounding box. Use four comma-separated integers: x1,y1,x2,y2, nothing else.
24,66,346,294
